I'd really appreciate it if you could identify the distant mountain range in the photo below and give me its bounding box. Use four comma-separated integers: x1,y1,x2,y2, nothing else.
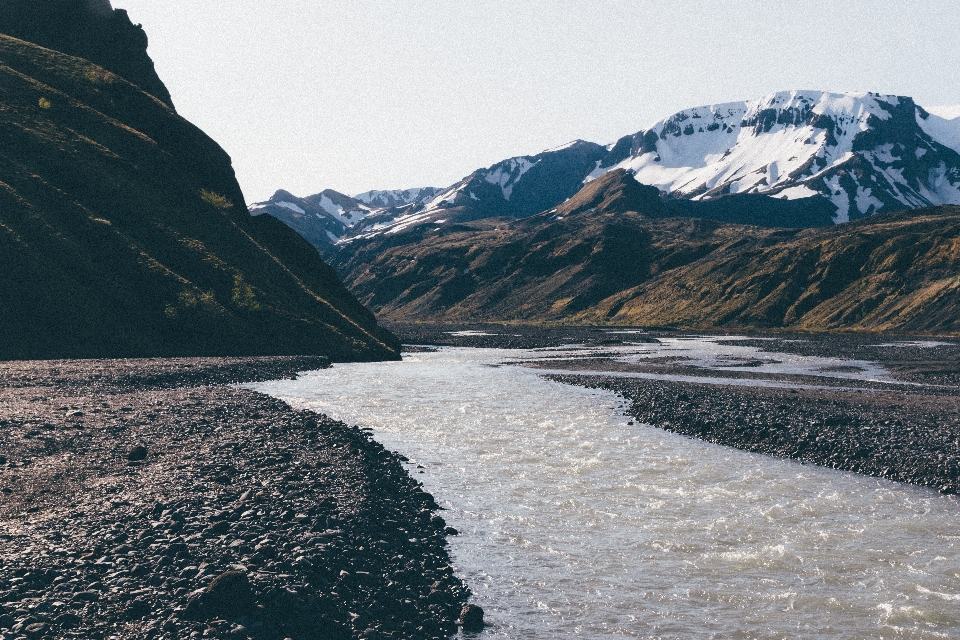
253,91,960,256
331,170,960,332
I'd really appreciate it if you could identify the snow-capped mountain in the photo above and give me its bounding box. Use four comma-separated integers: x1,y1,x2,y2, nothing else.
597,91,960,222
247,189,375,254
353,187,443,209
254,91,960,251
347,140,608,240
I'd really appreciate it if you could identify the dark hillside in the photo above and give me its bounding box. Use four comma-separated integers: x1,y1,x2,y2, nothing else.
0,0,173,106
0,34,399,360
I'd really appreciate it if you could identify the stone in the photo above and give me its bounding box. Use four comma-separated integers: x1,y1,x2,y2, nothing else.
54,612,81,628
202,571,255,618
24,621,48,638
459,604,484,632
125,598,151,619
127,445,148,461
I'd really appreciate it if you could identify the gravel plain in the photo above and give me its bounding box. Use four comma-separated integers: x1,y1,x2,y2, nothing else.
0,357,469,640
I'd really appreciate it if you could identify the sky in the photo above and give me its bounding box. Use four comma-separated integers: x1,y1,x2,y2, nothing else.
114,0,960,204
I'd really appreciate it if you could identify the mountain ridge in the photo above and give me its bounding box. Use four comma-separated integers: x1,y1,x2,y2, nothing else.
0,0,173,107
255,91,960,255
328,168,960,333
0,30,399,360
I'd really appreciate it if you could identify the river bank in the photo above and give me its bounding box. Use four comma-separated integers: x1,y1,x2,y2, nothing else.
547,373,960,494
0,357,468,640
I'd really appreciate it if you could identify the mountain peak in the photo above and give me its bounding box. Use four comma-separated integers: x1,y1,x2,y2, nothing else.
601,90,960,222
0,0,174,107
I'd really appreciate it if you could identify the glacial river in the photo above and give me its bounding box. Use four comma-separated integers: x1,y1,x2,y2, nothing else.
248,340,960,638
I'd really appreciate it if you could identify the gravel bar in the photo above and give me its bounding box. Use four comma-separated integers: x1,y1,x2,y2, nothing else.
546,373,960,494
0,357,470,639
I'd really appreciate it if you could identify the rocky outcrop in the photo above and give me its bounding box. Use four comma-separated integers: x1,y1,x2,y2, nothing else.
0,0,173,107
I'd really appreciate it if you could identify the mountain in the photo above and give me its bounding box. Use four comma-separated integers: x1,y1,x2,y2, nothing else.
258,91,960,250
0,0,173,107
0,25,399,360
249,140,610,251
599,91,960,223
354,187,442,209
330,170,960,332
575,205,960,333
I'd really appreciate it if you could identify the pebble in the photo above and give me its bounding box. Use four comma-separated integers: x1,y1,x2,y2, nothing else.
0,356,470,639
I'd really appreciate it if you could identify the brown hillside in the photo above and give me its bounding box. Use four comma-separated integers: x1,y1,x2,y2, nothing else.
579,206,960,332
333,171,960,333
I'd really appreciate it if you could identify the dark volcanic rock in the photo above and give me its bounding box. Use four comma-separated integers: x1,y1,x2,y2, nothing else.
0,356,469,639
459,604,484,632
126,444,148,461
201,571,256,618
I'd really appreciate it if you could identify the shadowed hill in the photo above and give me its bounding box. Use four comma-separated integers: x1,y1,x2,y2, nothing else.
0,0,173,106
333,170,960,333
0,34,399,360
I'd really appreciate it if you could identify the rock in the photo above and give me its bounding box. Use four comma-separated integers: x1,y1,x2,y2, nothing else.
127,445,148,461
459,604,484,632
24,621,48,638
54,612,81,628
202,571,255,618
125,598,151,619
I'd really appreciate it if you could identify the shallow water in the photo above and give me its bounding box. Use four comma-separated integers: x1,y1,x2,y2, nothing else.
248,346,960,638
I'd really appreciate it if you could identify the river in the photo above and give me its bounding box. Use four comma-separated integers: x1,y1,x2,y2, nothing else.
247,341,960,638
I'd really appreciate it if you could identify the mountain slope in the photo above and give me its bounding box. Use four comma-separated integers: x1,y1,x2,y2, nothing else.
600,91,960,222
577,206,960,332
331,170,960,332
331,171,782,321
0,33,399,360
0,0,173,106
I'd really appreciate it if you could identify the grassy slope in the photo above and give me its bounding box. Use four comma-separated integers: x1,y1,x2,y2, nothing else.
334,171,960,333
579,207,960,332
0,35,399,360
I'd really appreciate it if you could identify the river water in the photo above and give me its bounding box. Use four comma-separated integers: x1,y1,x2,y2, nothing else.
247,341,960,639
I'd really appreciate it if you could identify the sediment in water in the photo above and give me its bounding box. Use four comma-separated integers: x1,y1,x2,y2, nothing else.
0,357,469,639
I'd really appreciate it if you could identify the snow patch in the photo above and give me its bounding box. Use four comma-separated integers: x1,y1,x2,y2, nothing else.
854,186,884,215
484,158,535,200
276,201,305,214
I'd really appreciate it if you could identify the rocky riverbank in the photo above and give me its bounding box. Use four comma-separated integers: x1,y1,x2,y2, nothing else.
546,374,960,494
0,357,469,639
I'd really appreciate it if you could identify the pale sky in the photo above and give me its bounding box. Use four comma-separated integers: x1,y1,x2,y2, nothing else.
114,0,960,203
